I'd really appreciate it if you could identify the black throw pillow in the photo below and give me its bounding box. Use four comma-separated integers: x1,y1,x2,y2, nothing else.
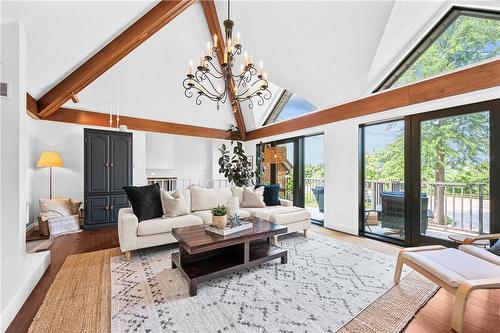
123,183,163,222
487,239,500,256
255,184,281,206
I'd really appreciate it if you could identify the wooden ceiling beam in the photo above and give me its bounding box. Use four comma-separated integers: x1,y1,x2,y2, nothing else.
246,59,500,141
37,0,196,119
26,92,40,119
45,107,231,140
200,0,247,140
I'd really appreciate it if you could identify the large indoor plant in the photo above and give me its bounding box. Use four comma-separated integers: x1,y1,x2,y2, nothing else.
218,140,255,187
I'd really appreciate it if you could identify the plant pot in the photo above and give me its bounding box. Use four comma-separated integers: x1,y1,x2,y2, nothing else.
212,215,227,229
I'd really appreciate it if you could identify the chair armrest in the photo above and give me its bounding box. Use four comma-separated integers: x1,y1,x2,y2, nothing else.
463,233,500,245
118,208,139,252
280,199,293,207
400,245,447,253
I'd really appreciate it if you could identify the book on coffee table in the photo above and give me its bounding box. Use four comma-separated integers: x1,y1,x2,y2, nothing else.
206,221,253,236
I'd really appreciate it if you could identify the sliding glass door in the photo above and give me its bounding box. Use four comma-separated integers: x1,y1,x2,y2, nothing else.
257,134,325,223
410,101,500,246
360,120,406,242
360,99,500,246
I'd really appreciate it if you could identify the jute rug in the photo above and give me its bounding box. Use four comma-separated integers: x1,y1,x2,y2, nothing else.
110,233,438,333
29,233,438,333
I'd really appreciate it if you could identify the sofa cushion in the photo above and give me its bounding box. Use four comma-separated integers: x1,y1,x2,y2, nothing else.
137,214,203,236
190,187,233,211
459,244,500,266
267,210,311,225
242,205,304,217
487,239,500,256
161,190,189,218
192,209,251,225
403,248,500,288
124,183,163,222
241,186,266,208
255,184,281,206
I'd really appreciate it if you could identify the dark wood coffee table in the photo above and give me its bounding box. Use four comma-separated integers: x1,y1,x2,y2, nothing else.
171,216,288,296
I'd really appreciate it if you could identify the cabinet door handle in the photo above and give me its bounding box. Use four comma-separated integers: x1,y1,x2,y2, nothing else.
110,163,114,168
110,206,114,210
105,162,109,168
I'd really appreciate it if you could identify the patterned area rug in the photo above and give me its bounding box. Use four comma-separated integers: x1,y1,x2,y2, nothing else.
111,233,423,332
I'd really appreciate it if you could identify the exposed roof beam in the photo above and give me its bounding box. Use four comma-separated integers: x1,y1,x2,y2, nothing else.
37,0,196,119
45,107,231,140
200,0,247,140
246,59,500,140
26,92,40,119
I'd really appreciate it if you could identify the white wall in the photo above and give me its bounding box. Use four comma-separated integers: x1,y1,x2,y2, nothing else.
27,121,147,225
145,133,230,182
247,86,500,235
1,21,51,332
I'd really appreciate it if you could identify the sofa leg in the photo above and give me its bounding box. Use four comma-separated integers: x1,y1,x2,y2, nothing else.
271,236,278,246
124,251,132,261
304,229,309,238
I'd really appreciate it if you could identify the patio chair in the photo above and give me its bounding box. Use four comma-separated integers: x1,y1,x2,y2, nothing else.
379,192,429,235
393,234,500,333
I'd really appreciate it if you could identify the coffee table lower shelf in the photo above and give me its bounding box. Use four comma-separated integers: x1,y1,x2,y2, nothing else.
171,241,287,296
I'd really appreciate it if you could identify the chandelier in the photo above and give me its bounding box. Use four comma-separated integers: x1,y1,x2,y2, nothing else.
182,0,272,111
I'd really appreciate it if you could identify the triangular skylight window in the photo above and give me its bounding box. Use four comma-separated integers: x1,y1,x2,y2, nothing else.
264,90,316,125
376,7,500,91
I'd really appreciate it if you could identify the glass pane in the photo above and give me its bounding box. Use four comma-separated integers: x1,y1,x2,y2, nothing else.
304,135,325,224
275,142,294,201
420,111,490,241
363,120,405,239
391,12,500,89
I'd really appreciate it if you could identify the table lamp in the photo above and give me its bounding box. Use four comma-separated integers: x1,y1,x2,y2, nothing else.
37,151,64,199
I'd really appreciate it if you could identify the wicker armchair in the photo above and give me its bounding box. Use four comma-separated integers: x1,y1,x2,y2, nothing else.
380,192,429,235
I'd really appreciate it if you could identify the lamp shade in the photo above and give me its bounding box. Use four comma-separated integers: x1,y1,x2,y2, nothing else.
36,152,64,167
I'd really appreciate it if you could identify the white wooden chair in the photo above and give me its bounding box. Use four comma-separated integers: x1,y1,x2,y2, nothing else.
393,234,500,333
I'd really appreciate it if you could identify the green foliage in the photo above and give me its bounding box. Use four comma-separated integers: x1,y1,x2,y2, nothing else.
211,205,227,216
218,142,255,187
394,15,500,87
365,112,490,192
304,163,325,179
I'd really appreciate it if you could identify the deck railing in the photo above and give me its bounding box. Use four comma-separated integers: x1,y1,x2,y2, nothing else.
364,180,488,234
147,177,229,191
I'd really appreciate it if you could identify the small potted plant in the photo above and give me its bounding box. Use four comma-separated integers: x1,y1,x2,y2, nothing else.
211,205,228,229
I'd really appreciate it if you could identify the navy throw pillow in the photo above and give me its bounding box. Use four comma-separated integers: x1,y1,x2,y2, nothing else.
487,239,500,256
255,184,281,206
123,183,163,222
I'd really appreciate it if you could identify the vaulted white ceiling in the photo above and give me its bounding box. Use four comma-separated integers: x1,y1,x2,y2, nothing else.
2,0,496,131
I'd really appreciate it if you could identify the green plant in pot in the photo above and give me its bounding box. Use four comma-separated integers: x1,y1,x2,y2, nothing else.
211,205,228,229
218,141,255,187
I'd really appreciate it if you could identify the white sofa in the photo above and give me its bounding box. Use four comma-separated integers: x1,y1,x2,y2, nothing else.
118,186,311,259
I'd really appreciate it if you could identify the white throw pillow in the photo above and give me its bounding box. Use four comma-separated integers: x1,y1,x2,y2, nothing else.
241,186,266,208
189,186,233,211
39,198,73,221
161,190,189,218
48,215,81,239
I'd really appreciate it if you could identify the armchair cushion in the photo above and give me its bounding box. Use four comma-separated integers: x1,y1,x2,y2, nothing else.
403,248,500,288
487,240,500,256
459,244,500,266
241,186,266,208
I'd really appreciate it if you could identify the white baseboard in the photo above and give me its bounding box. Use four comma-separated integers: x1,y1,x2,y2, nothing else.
0,251,51,332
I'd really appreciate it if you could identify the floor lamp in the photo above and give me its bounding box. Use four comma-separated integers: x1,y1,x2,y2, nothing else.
36,151,64,199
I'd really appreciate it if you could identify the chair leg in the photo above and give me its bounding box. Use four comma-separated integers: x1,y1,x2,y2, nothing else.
451,284,471,333
124,251,132,261
393,251,404,284
304,229,309,238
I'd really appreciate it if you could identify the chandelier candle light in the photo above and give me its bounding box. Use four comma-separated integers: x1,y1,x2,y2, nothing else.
183,0,272,111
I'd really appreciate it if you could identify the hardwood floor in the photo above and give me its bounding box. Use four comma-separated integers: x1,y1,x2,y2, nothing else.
8,225,499,332
6,228,119,333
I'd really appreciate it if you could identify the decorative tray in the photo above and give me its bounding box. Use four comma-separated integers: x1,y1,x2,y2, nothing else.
206,221,253,236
